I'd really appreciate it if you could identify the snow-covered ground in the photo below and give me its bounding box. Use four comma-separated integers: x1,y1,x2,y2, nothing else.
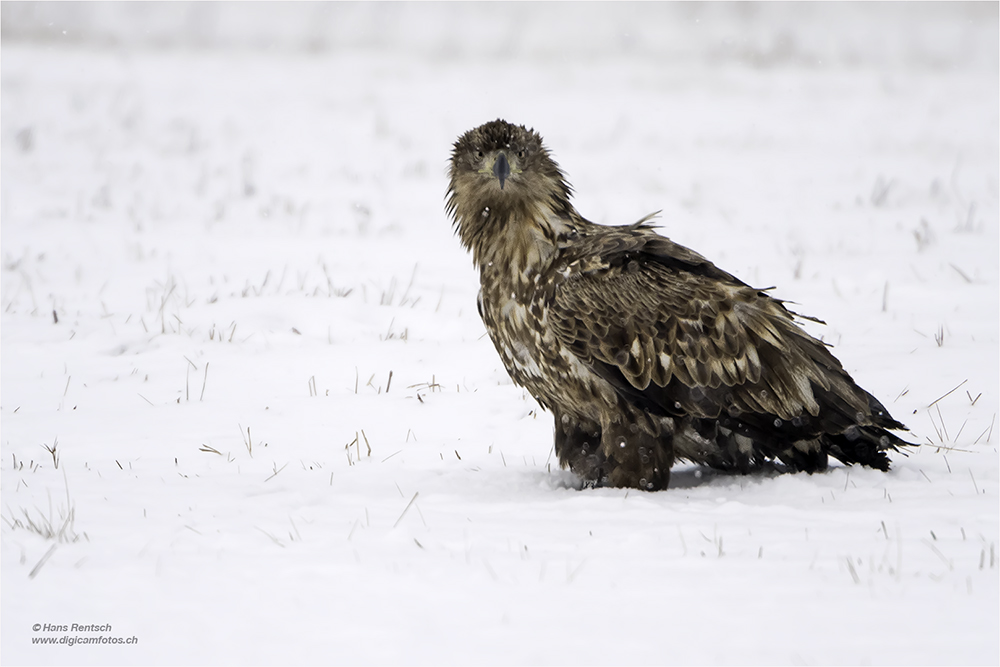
2,4,998,665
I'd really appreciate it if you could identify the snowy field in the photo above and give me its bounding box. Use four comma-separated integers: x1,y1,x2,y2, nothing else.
2,3,998,665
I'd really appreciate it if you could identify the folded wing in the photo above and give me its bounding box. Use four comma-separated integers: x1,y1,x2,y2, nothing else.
548,226,908,468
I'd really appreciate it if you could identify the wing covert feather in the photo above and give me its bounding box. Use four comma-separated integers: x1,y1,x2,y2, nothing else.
548,245,862,422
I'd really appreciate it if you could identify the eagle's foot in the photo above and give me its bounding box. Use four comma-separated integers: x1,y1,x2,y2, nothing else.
555,410,675,491
603,434,673,491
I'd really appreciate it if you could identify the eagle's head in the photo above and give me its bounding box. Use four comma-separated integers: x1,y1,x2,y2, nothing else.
446,119,573,263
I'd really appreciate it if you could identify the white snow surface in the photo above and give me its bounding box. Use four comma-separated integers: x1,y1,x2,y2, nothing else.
2,4,998,665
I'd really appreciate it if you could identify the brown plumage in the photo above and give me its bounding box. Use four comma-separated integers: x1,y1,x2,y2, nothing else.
447,118,913,491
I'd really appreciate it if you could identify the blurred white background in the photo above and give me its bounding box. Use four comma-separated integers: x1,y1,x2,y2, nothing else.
2,1,996,69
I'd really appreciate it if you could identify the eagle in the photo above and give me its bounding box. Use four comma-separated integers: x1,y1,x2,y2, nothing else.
446,119,913,491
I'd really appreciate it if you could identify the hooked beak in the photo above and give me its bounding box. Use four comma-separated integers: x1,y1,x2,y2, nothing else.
493,152,510,190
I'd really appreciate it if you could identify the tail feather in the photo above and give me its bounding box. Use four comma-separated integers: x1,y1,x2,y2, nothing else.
682,394,914,475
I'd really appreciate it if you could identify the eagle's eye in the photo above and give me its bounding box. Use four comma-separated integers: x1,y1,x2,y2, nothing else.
474,149,484,160
517,149,527,159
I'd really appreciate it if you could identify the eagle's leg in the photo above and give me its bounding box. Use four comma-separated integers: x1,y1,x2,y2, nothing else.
600,408,674,491
553,408,607,487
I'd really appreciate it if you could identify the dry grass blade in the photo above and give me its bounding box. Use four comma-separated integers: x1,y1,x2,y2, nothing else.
199,362,209,401
239,424,253,457
969,469,980,494
264,462,288,482
949,263,973,283
41,438,59,469
393,492,420,528
927,379,967,408
973,414,996,445
29,545,58,579
935,404,949,441
845,557,860,584
256,526,285,547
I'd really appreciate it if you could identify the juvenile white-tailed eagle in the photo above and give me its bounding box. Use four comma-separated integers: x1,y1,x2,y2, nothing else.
447,119,913,490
